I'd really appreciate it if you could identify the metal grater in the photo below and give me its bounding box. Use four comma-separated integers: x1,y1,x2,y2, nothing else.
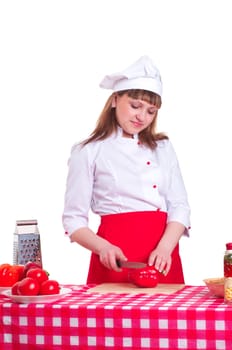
13,219,42,266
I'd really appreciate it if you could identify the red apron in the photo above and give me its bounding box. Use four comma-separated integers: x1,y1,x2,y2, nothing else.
87,211,184,284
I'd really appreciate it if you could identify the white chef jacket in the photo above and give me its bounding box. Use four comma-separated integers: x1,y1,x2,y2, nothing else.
62,127,191,237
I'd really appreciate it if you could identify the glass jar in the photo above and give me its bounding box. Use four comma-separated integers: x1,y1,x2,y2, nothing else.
225,277,232,304
224,242,232,304
224,243,232,277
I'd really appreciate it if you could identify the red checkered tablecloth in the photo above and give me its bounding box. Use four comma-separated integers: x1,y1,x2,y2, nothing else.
0,284,232,350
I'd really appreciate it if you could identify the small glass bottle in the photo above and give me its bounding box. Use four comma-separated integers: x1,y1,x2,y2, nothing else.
224,242,232,304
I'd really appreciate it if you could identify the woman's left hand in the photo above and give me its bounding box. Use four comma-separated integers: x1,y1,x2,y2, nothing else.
148,222,186,276
148,248,172,276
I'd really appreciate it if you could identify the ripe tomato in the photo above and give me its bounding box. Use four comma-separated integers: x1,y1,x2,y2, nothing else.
12,265,24,281
11,281,21,295
26,268,48,284
40,280,60,295
17,277,40,296
22,261,42,278
129,265,160,288
0,264,11,286
0,264,21,287
0,263,11,273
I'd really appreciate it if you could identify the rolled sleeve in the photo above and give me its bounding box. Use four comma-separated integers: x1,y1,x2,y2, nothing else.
165,144,191,236
62,144,94,237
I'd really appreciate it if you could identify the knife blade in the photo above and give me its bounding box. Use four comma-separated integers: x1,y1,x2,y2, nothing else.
116,260,147,269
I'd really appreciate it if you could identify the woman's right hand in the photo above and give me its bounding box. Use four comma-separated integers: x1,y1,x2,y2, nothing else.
70,227,127,271
98,243,127,271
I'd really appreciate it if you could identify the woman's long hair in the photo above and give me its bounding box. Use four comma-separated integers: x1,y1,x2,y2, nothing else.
82,89,168,149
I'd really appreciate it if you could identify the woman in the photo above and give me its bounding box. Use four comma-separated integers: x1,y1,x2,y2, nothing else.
62,56,191,284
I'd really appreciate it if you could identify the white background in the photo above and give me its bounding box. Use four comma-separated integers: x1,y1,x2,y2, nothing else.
0,0,232,286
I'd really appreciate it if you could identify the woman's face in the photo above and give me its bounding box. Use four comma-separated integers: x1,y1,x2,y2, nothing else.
113,93,158,137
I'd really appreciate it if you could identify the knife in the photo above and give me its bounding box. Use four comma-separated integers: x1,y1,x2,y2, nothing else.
116,260,147,269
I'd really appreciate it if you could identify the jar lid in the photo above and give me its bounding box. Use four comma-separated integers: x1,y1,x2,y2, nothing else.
226,242,232,250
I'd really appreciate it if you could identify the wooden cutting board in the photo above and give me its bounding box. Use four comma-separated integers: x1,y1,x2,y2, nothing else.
87,283,185,295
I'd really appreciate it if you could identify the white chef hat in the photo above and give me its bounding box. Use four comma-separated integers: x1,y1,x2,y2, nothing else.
99,55,162,97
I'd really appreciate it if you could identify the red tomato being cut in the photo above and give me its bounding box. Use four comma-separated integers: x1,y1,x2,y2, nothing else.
129,265,161,288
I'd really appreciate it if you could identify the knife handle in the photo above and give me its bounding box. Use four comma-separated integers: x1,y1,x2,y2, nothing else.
116,259,121,268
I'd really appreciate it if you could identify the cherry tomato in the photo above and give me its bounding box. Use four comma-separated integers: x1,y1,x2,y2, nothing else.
17,277,40,296
22,261,42,278
40,280,60,295
129,265,160,288
26,268,49,284
11,281,21,295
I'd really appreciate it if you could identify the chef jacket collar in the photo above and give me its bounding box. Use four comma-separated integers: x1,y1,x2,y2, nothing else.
115,126,139,140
